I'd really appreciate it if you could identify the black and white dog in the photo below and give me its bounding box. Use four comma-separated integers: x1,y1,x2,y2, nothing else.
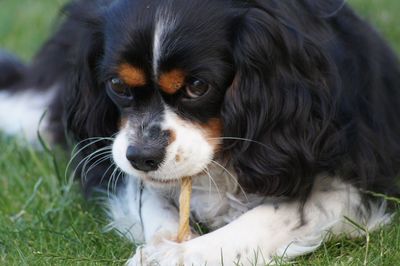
0,0,399,265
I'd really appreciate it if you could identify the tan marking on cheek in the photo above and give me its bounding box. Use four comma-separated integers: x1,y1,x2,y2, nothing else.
159,69,185,94
119,117,128,129
168,129,177,144
118,63,146,87
175,154,182,162
200,118,223,151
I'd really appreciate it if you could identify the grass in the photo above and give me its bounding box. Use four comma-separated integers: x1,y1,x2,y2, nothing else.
0,137,133,266
0,0,399,265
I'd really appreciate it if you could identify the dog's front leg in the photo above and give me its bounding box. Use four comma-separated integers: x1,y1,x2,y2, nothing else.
130,202,316,266
107,177,180,246
129,178,388,266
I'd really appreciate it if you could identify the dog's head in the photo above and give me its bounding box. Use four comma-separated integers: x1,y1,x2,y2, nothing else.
66,0,339,196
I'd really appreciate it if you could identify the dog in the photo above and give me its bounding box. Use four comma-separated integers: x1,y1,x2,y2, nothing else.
1,0,399,265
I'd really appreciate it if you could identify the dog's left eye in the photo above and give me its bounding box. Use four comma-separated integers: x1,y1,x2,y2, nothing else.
184,79,210,99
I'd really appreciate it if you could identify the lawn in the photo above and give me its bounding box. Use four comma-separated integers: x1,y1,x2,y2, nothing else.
0,0,399,265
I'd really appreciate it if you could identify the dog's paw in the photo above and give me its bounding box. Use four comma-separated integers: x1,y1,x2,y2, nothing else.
127,238,214,266
126,241,184,266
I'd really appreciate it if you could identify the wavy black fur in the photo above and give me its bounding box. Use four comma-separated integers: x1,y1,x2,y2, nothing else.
222,1,400,198
3,0,399,199
0,51,27,89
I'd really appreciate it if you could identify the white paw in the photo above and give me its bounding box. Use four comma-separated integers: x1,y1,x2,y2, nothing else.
126,241,185,266
126,239,244,266
126,233,275,266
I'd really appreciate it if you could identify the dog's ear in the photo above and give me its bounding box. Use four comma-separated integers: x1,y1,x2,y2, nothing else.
222,6,339,197
63,6,119,143
61,5,120,195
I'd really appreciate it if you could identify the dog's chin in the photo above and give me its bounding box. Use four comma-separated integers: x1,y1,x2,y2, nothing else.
143,175,180,186
116,163,209,187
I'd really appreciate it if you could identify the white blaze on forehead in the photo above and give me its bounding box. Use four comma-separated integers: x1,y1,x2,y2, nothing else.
153,5,177,77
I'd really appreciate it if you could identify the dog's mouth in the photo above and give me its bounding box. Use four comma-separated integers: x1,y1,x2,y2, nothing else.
141,170,206,186
143,175,180,185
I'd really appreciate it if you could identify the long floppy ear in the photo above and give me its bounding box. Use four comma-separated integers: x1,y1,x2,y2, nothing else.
61,4,120,194
222,5,339,197
63,5,119,142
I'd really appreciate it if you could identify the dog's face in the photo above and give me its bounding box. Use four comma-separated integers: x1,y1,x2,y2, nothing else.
69,0,336,195
103,0,234,184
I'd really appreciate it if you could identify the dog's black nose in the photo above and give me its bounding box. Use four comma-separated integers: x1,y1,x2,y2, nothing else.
126,145,164,172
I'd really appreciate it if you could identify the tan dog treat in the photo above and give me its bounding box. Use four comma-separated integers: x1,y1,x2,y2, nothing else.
177,176,192,243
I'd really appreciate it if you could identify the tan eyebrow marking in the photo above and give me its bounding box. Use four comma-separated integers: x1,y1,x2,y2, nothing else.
159,69,185,94
118,63,146,87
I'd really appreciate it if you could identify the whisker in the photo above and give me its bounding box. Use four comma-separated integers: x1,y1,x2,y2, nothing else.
81,148,113,178
107,167,118,196
69,137,114,162
82,154,113,182
99,162,118,186
79,147,112,175
205,166,213,199
203,167,223,201
107,167,120,198
110,132,119,138
71,137,114,155
210,160,248,202
112,170,124,194
208,137,271,151
84,153,113,175
65,137,114,182
72,147,112,181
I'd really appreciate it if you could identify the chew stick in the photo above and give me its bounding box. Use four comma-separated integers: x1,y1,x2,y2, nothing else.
177,176,192,243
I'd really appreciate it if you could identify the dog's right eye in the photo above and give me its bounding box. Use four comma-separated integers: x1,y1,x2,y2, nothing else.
106,78,134,107
110,78,131,97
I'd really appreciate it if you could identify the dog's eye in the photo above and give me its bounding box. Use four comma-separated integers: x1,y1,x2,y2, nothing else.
110,78,131,97
184,79,210,99
106,78,134,107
